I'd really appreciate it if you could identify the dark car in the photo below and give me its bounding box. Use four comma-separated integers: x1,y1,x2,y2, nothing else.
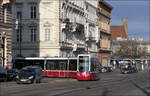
7,69,20,81
121,68,131,74
107,67,113,72
16,66,43,84
131,67,137,73
99,66,106,73
0,66,7,82
102,67,113,72
103,67,109,72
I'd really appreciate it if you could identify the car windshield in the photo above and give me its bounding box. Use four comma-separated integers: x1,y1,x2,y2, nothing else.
19,69,35,76
7,69,19,74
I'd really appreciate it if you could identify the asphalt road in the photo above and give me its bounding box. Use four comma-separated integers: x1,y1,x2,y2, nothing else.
0,69,150,96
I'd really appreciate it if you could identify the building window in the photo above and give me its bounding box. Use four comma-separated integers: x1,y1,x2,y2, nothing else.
2,6,6,23
30,27,36,42
30,6,36,19
45,28,50,41
16,11,22,20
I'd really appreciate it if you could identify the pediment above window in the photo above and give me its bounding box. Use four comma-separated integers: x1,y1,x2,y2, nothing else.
43,22,53,27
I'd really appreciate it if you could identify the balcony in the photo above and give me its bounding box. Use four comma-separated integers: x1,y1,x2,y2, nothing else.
96,9,111,19
99,47,111,52
60,41,73,49
98,22,110,34
67,1,84,12
98,39,111,52
85,37,95,41
77,43,85,49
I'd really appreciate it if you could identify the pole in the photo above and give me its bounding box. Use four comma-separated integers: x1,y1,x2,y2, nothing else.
19,28,21,56
15,19,21,57
44,57,46,76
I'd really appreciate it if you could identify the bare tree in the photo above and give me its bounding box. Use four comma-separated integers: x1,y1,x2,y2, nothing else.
113,40,146,59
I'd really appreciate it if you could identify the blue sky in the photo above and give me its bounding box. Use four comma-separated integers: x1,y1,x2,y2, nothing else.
105,0,150,40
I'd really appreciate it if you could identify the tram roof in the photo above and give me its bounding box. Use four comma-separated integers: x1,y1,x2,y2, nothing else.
78,54,98,58
111,59,150,61
15,57,77,60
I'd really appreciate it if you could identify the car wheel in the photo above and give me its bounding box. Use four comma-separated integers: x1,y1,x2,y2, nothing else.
4,77,7,82
31,79,35,84
35,79,40,83
36,79,39,83
16,81,20,84
39,79,41,83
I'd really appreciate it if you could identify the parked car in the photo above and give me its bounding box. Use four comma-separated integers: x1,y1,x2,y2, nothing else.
0,66,7,82
99,67,107,73
131,67,137,73
121,68,131,74
7,69,20,81
107,66,113,72
16,66,43,84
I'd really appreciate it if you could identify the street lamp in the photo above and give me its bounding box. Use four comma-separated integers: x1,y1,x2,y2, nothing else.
15,19,22,57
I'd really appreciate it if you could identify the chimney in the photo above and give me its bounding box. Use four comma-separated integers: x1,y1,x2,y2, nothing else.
122,18,128,37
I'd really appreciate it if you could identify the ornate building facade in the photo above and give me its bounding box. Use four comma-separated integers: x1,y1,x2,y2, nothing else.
84,1,100,54
0,0,13,68
97,0,113,66
12,0,99,59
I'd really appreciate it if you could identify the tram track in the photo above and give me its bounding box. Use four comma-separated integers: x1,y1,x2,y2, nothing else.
52,73,147,96
1,71,148,96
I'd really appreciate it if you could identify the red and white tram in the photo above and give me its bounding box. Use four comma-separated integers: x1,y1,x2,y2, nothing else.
77,54,99,81
13,57,77,78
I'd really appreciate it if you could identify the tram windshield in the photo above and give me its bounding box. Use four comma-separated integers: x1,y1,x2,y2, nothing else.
78,56,89,72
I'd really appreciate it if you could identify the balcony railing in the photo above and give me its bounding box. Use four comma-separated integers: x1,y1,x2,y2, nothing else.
85,37,95,41
60,41,73,49
100,39,110,49
77,43,85,49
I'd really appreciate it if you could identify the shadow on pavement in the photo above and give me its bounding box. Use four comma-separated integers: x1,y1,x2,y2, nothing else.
101,88,109,96
131,81,150,96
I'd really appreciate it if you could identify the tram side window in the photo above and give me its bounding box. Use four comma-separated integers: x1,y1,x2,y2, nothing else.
34,60,44,69
59,62,67,70
46,60,67,70
69,60,77,71
14,61,25,69
54,61,59,70
46,61,56,70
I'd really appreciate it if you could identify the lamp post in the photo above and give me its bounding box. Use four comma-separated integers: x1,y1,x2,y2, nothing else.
44,57,46,77
15,19,22,57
